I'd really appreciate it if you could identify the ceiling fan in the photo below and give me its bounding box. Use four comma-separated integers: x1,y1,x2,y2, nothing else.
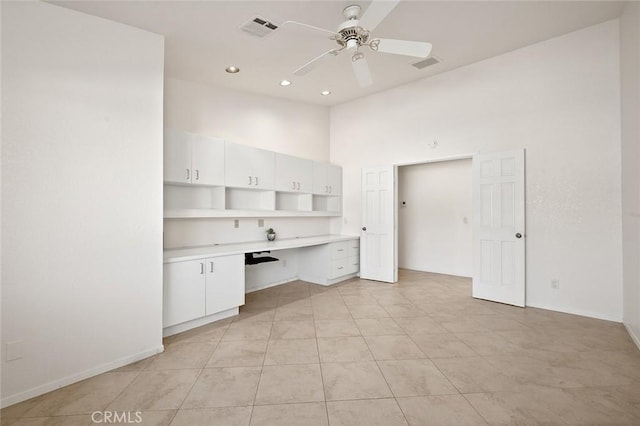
283,0,432,88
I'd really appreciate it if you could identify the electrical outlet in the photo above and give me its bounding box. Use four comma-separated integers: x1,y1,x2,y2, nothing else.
258,219,264,227
551,279,560,289
282,259,287,268
234,220,239,229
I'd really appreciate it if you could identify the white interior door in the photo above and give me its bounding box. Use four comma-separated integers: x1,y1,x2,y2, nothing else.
361,167,397,283
473,149,525,307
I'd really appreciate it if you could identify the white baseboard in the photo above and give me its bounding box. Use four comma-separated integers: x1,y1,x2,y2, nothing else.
162,307,239,337
0,345,164,409
624,323,640,350
525,302,622,323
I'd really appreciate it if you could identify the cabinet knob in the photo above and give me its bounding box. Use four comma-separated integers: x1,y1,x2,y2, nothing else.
195,169,200,180
186,169,190,181
210,261,215,273
255,176,259,186
200,263,204,274
248,176,253,185
362,227,367,231
292,181,296,190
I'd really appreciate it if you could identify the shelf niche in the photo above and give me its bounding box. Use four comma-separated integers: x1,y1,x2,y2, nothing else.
276,192,312,212
313,195,341,214
164,184,225,210
225,187,276,211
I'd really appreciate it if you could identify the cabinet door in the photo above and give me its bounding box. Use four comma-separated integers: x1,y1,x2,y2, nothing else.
276,153,313,193
225,142,275,189
164,128,192,184
163,260,206,327
328,164,343,196
205,254,245,315
191,134,225,186
312,162,328,194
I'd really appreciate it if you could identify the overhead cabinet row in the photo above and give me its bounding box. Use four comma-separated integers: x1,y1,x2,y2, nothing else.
164,128,342,195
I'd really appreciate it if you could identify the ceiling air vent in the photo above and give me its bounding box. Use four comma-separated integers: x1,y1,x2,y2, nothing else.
240,16,279,38
412,57,440,70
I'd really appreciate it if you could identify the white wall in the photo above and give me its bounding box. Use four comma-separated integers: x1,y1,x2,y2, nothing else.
621,1,640,347
398,159,472,277
163,78,332,249
1,2,164,406
165,78,330,162
331,20,623,321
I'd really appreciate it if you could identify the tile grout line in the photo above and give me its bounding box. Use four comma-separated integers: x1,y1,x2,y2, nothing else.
246,285,280,425
309,283,332,425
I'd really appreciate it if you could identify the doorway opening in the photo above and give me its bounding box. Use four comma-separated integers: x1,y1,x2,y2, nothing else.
397,158,473,278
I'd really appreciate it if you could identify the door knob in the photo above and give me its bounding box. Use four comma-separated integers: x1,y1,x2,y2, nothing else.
362,227,367,231
515,233,522,239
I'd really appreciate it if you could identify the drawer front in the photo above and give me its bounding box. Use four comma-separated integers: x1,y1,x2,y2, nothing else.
329,258,348,279
330,242,348,260
346,255,359,275
349,240,360,257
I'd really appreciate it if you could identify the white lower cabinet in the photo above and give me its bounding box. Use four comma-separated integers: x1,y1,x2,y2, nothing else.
163,254,244,328
163,259,206,328
299,238,360,285
205,254,245,315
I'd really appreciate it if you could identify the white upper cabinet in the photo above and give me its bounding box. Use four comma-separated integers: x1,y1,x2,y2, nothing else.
191,134,225,186
276,153,313,193
164,128,192,184
164,128,224,186
225,142,275,189
328,164,343,196
312,162,342,195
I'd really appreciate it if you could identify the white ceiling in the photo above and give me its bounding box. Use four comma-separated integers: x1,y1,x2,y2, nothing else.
52,1,625,106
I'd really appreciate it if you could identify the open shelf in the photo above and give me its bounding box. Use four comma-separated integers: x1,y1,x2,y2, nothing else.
164,209,340,219
312,195,342,214
164,184,225,210
276,192,312,212
163,186,341,219
225,188,275,211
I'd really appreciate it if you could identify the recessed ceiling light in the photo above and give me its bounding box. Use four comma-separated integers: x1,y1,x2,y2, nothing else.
321,90,331,96
225,66,240,73
280,80,292,86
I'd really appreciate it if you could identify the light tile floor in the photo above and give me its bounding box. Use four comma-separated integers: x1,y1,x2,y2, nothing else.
3,269,640,425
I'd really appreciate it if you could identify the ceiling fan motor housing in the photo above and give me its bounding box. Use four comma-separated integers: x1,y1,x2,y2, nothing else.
336,19,370,50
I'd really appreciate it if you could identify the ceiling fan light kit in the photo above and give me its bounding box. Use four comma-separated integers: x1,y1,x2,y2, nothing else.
286,0,433,88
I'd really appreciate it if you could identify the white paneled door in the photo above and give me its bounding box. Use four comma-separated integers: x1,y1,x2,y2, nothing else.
361,167,397,283
473,149,526,307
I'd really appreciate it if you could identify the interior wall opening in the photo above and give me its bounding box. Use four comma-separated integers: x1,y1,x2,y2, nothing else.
397,158,473,277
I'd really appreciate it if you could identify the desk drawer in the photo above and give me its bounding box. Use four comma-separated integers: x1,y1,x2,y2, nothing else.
330,242,348,260
346,255,359,275
349,240,360,257
329,258,348,279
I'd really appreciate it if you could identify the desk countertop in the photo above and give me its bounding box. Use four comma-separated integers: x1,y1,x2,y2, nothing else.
164,234,360,263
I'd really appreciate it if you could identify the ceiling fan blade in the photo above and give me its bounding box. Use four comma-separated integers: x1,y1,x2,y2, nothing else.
352,55,373,87
294,49,340,76
281,20,338,37
358,0,400,31
376,38,432,58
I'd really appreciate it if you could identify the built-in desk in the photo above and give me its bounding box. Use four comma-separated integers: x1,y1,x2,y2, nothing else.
163,234,359,336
